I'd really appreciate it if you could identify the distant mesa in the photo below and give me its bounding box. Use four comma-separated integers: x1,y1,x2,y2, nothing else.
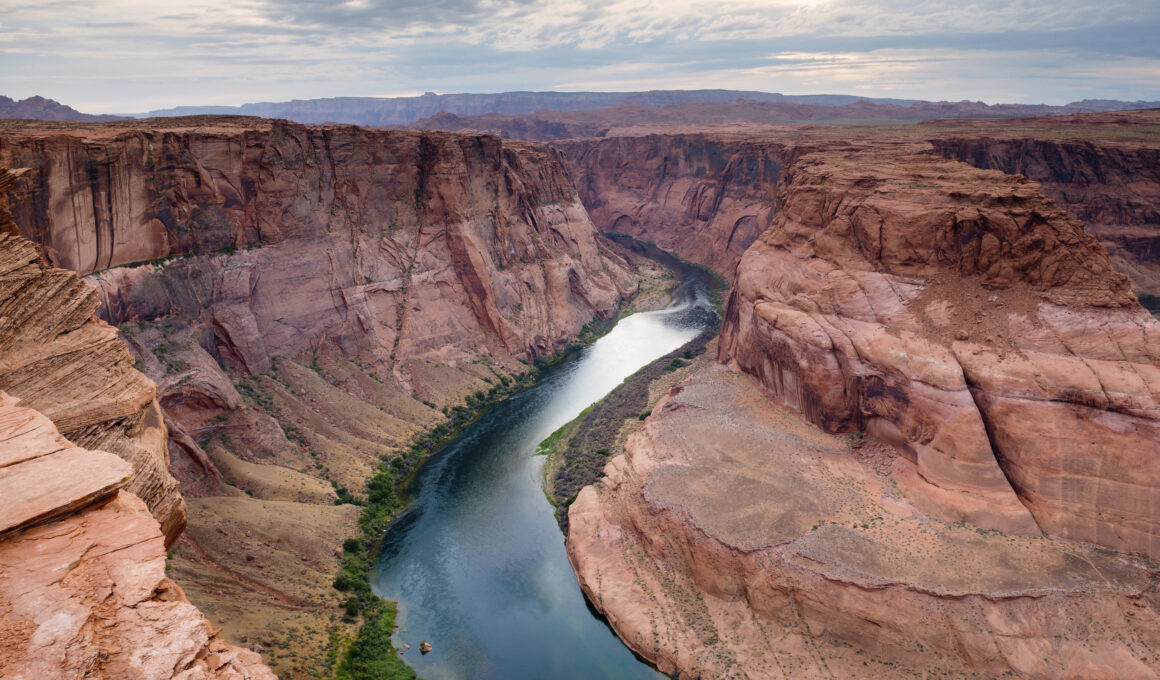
139,90,1160,130
5,90,1159,130
0,95,126,122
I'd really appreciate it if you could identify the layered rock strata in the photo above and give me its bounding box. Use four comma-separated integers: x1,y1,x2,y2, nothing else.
2,119,632,369
718,142,1160,557
928,111,1160,296
0,169,185,544
569,366,1160,679
0,170,272,679
1,120,638,676
0,393,274,680
569,134,1160,679
558,134,800,274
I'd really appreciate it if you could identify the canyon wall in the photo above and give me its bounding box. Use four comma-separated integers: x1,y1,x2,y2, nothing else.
931,129,1160,296
567,128,1160,678
0,168,274,680
570,365,1160,679
558,134,801,275
1,119,638,677
718,141,1160,556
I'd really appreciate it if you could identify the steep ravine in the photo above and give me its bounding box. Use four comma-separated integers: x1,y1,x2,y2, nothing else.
1,118,643,678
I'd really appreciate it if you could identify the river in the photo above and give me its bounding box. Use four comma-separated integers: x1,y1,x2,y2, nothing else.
372,273,717,680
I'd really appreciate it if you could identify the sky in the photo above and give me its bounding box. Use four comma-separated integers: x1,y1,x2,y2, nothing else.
1,0,1158,113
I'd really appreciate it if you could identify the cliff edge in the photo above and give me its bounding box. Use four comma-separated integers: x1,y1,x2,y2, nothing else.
0,168,274,680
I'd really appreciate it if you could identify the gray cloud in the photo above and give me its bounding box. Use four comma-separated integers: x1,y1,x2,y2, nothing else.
0,0,1157,112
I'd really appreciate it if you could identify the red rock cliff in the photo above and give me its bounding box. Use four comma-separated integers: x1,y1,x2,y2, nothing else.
0,167,274,680
568,133,1160,680
928,112,1160,297
719,140,1160,556
1,119,640,676
558,133,801,275
0,168,185,545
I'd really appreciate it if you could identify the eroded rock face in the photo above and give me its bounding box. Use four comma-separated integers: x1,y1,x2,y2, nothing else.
0,169,185,545
568,129,1160,679
0,482,275,680
928,112,1160,296
559,134,798,275
1,123,639,676
569,366,1160,679
719,142,1160,556
2,119,633,371
0,167,272,678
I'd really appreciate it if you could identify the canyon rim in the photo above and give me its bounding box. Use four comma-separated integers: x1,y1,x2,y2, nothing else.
2,5,1160,676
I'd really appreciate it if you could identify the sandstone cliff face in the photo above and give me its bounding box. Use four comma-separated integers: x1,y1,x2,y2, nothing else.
1,120,638,677
930,126,1160,296
0,169,185,545
558,134,798,275
0,168,272,680
719,142,1160,556
3,119,632,366
570,366,1160,679
568,131,1160,679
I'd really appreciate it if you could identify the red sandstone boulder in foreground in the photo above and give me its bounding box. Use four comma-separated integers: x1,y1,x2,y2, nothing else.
0,392,274,680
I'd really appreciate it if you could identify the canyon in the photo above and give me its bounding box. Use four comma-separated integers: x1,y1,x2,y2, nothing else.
562,114,1160,678
1,109,1159,679
0,168,274,680
0,118,640,678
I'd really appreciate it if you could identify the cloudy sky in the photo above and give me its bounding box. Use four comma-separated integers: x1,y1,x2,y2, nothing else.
2,0,1158,113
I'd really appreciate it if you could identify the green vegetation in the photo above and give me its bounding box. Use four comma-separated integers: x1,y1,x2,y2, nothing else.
546,327,716,529
329,233,723,675
333,600,415,680
327,365,545,678
150,341,190,375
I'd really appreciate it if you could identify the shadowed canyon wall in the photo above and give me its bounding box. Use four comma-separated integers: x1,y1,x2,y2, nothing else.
557,134,803,275
1,118,639,677
931,134,1160,297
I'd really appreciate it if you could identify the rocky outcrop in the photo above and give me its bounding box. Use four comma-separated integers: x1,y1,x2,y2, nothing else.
568,130,1160,679
2,119,632,365
719,141,1160,556
0,168,271,678
0,393,274,680
569,366,1160,679
0,169,185,545
1,121,639,677
928,112,1160,296
559,134,798,275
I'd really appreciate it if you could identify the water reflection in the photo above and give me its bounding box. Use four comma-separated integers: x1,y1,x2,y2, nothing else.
373,275,715,680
